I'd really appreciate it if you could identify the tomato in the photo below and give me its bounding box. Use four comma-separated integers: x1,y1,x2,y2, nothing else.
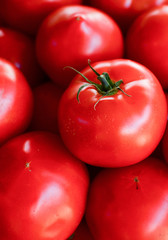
0,58,33,145
58,59,167,167
0,0,82,35
86,157,168,240
90,0,168,34
0,131,89,240
29,81,64,134
36,5,124,88
0,27,45,88
125,5,168,90
67,218,94,240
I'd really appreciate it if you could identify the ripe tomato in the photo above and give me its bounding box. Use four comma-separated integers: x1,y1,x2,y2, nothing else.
29,81,64,134
86,157,168,240
58,59,167,167
0,131,89,240
126,5,168,90
0,0,82,35
36,5,124,88
0,27,44,88
0,58,33,145
90,0,168,34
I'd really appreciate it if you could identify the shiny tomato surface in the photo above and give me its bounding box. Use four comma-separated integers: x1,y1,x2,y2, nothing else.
126,5,168,90
86,157,168,240
0,0,82,35
0,27,44,87
0,58,33,145
90,0,168,33
58,59,167,167
0,131,89,240
36,5,124,88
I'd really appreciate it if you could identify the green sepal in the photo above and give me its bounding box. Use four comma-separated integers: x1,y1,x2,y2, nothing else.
77,83,92,102
64,60,131,109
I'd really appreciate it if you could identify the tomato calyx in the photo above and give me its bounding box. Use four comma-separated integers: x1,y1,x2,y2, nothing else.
64,60,130,109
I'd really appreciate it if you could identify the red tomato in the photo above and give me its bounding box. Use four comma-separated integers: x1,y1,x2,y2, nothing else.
0,27,45,88
58,59,167,167
0,58,33,145
0,0,82,35
29,81,64,134
36,5,124,88
0,131,89,240
126,5,168,90
86,157,168,240
90,0,168,34
67,218,94,240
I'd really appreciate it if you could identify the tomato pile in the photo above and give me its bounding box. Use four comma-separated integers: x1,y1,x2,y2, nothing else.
0,1,168,239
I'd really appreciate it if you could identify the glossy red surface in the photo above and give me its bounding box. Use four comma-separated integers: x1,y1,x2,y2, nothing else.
58,59,167,167
0,131,89,240
90,0,168,33
86,157,168,240
36,5,124,88
0,58,33,145
126,5,168,90
0,27,44,87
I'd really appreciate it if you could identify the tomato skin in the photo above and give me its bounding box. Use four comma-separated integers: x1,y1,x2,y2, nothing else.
126,5,168,90
86,157,168,240
36,5,124,88
0,131,89,240
0,27,44,88
58,59,167,167
90,0,168,34
29,81,64,134
0,0,82,35
0,58,33,145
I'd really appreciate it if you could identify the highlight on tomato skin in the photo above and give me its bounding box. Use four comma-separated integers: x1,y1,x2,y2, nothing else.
0,57,33,146
89,0,168,34
0,131,90,240
0,26,45,88
1,1,168,239
58,59,167,168
125,5,168,90
36,5,124,88
86,157,168,240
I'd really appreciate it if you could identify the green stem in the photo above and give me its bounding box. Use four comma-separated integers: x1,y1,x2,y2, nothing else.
64,60,131,108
